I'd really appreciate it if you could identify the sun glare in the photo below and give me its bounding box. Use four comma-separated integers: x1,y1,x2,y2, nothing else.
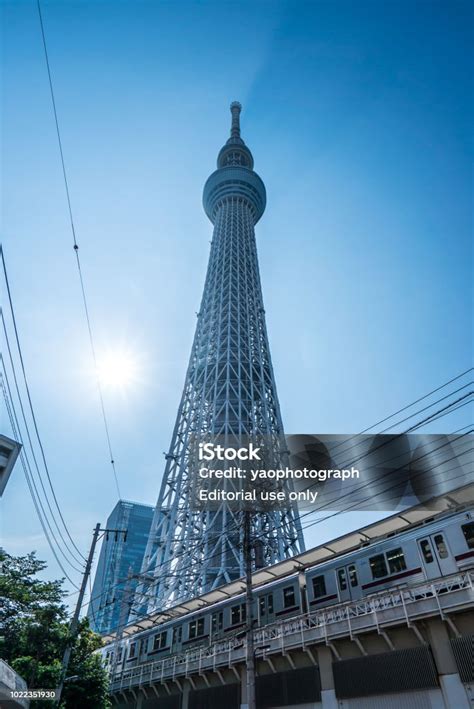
96,350,139,392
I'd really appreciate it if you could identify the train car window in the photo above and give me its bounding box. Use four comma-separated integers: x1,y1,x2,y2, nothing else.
312,575,327,598
259,597,266,615
128,642,136,659
420,539,434,563
189,618,205,639
231,604,246,625
211,611,223,634
117,648,123,662
434,534,448,559
369,554,388,579
172,627,182,645
386,547,407,573
283,586,296,608
462,522,474,549
153,631,168,650
337,569,347,591
268,594,274,613
139,638,146,655
348,565,358,587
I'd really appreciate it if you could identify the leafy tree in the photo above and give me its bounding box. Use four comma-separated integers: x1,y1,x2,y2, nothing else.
0,549,111,708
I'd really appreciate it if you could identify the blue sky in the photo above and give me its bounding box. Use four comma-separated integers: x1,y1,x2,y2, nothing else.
1,0,472,600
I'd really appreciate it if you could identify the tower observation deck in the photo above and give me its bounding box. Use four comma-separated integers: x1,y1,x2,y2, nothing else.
139,103,305,614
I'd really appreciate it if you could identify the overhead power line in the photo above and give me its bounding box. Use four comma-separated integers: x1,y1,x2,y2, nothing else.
0,348,84,572
83,391,473,623
0,373,80,588
0,248,86,565
36,0,121,499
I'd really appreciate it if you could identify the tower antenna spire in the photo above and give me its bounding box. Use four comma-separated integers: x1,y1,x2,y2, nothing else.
230,101,242,138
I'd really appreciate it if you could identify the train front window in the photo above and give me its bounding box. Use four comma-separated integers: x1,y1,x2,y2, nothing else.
348,565,358,587
420,539,434,563
312,575,327,598
434,534,448,559
283,586,296,608
189,618,205,639
369,554,388,579
462,522,474,549
337,569,347,591
386,547,407,573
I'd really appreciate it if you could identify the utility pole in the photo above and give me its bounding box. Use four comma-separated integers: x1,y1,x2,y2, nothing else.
55,522,101,705
55,523,127,705
244,511,256,709
109,568,134,685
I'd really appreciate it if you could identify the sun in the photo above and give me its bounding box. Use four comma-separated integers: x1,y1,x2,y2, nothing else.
96,349,139,392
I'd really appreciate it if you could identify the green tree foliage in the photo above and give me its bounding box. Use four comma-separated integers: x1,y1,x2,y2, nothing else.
0,549,111,708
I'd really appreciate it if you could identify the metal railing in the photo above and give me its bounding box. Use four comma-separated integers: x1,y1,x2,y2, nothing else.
109,570,474,693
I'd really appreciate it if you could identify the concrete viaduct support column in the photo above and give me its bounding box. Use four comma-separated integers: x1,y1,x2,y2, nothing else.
317,646,337,709
181,682,190,709
426,619,469,708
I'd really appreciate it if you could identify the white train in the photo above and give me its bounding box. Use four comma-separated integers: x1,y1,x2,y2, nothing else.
99,503,474,672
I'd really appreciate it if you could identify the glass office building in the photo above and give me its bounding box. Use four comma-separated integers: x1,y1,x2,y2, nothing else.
87,500,154,635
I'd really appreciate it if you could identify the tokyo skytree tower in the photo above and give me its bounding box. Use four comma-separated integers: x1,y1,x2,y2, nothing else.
139,103,305,613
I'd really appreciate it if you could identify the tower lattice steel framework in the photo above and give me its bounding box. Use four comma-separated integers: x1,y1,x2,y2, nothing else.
139,103,305,614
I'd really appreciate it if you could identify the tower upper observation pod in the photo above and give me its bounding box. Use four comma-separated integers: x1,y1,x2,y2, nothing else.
203,102,266,223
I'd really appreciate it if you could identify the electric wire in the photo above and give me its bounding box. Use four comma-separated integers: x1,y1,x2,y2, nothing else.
0,250,87,563
35,0,121,499
0,374,80,588
76,414,473,623
326,366,473,459
73,454,474,624
0,329,85,570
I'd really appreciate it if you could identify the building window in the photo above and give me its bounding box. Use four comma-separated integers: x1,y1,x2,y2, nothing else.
153,631,168,651
386,547,407,574
369,554,388,579
462,522,474,549
230,604,246,625
128,642,136,659
420,539,434,563
337,569,347,591
312,575,327,599
283,586,296,608
348,565,358,587
434,534,448,559
189,618,205,639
